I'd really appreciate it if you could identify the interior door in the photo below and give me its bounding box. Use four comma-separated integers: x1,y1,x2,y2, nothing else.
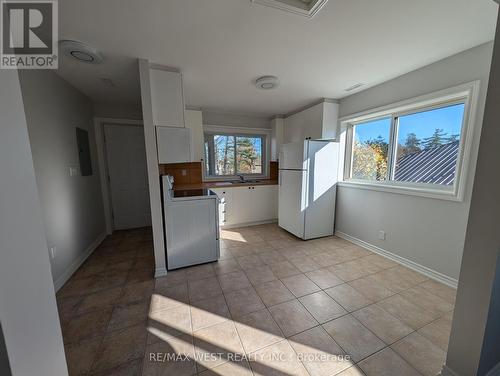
104,124,151,230
278,170,306,238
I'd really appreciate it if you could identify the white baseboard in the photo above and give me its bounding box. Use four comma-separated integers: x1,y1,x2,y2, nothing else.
54,232,106,292
155,267,168,278
487,361,500,376
335,231,458,289
221,219,277,229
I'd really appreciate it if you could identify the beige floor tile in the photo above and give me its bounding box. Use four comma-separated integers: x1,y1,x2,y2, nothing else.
198,360,253,376
258,251,287,265
188,276,223,302
349,277,395,302
148,304,192,340
352,304,413,345
235,308,284,353
185,264,215,281
342,245,373,259
142,334,196,376
324,284,372,312
194,320,245,370
224,286,265,317
77,287,123,314
322,315,385,363
90,359,142,376
358,347,421,376
366,270,415,293
150,282,189,312
62,308,113,344
270,261,302,278
399,286,454,317
362,254,398,269
329,262,369,282
281,274,321,298
219,247,234,260
290,257,322,273
244,265,277,285
289,326,353,376
218,270,251,292
65,337,102,376
255,279,295,307
268,299,318,337
377,295,437,330
281,247,308,261
119,280,155,305
305,268,343,289
299,291,347,324
236,254,265,270
249,339,310,376
392,266,428,285
336,366,366,376
392,332,446,376
418,280,457,305
213,259,242,275
417,316,452,351
190,294,231,331
57,295,83,326
126,267,154,284
108,300,149,332
91,324,147,374
154,269,187,288
311,253,339,268
348,258,382,275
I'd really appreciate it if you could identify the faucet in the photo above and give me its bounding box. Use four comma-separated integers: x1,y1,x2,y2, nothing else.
237,174,245,182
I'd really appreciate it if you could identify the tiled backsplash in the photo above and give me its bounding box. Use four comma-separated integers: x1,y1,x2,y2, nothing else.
159,161,279,183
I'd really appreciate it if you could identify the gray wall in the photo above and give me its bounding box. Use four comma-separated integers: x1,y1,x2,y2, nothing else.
203,110,271,129
336,42,493,281
19,70,106,287
0,69,68,375
445,19,500,375
93,101,143,120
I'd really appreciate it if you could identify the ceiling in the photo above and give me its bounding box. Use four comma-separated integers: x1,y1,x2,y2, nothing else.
57,0,498,117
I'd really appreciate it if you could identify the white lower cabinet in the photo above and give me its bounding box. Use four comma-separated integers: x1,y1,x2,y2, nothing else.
210,185,278,227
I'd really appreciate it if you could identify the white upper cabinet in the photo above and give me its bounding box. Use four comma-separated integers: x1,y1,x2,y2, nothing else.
271,117,285,161
156,126,191,163
284,101,339,143
150,68,185,128
184,110,204,162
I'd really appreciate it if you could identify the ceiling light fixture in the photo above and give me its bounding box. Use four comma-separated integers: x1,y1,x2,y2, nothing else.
251,0,329,18
59,40,103,64
255,76,279,90
345,83,364,92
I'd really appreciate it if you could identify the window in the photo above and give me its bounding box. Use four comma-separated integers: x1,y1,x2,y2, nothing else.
351,117,391,181
204,133,265,178
342,82,479,200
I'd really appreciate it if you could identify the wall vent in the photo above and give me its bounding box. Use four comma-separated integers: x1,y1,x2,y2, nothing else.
251,0,329,18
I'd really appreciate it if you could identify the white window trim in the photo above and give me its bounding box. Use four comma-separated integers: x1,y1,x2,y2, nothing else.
338,81,481,202
202,124,271,181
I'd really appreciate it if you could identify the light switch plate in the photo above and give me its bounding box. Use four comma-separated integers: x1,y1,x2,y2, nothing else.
379,231,386,240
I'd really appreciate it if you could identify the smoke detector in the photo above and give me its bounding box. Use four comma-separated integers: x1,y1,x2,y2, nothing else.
251,0,329,18
59,40,103,64
255,76,279,90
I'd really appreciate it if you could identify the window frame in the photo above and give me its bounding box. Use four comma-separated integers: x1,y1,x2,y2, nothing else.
339,81,481,201
202,125,271,181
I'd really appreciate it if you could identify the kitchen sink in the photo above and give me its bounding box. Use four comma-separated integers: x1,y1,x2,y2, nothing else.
230,180,262,184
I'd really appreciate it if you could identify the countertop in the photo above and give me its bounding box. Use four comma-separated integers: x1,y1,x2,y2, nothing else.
173,179,278,190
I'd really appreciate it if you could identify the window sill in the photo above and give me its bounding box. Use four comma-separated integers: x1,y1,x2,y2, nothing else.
337,180,463,202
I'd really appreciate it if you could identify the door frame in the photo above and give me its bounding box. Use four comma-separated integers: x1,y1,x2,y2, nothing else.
94,117,144,234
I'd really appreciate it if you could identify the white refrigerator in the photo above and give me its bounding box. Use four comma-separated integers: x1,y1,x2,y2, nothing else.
278,140,340,240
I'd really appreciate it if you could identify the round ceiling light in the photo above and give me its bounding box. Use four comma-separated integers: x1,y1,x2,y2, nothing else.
59,40,103,64
255,76,279,90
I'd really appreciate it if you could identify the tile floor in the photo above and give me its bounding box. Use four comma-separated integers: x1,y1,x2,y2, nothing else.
56,223,456,376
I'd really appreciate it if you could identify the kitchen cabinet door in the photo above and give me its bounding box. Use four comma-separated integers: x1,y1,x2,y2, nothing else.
252,185,278,222
150,69,185,128
210,188,232,227
156,126,191,163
